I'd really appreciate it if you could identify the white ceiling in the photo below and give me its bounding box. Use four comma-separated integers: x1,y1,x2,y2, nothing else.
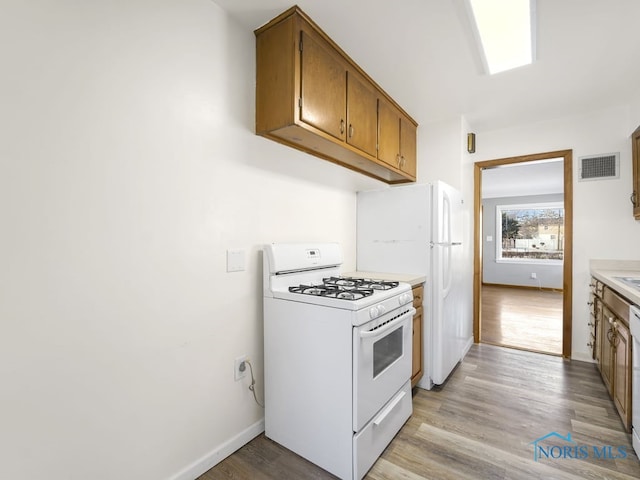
481,159,564,198
212,0,640,132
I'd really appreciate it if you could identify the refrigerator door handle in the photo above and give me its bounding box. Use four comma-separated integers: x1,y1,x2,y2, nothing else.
442,243,452,297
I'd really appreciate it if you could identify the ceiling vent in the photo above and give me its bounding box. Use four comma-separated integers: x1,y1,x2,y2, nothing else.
579,153,619,181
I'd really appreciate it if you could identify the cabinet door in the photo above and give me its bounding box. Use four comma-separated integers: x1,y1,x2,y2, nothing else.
299,29,346,141
632,126,640,219
600,306,614,394
400,116,417,177
377,98,401,168
346,71,377,157
613,321,631,431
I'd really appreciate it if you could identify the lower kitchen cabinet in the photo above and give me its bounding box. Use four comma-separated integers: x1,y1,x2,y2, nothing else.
612,319,631,426
599,305,614,394
411,284,424,387
591,276,632,432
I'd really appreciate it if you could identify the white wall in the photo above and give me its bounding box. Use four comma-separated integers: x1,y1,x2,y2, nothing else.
0,1,384,479
465,104,640,361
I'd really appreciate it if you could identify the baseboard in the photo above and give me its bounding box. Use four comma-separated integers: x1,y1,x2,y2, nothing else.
482,282,563,293
169,418,265,480
571,351,595,363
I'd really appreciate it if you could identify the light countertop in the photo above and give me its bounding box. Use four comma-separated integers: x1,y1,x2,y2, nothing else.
590,259,640,306
342,271,426,288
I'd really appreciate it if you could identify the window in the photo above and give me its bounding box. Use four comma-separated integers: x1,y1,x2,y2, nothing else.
496,202,564,263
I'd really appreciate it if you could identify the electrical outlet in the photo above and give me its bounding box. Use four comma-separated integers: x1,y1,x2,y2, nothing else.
530,273,537,279
234,355,248,381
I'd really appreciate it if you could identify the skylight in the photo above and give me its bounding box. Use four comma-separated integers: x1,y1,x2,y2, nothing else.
468,0,536,75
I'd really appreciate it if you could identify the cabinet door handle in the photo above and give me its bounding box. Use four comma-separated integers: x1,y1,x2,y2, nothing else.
631,191,637,207
340,119,345,135
349,124,354,138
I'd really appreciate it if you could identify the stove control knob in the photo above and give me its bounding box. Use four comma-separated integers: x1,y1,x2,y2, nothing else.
378,305,386,315
369,306,379,319
398,293,408,305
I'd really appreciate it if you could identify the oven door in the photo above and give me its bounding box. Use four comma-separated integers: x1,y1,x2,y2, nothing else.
353,306,414,432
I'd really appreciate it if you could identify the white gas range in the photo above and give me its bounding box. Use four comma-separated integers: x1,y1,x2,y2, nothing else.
263,243,415,480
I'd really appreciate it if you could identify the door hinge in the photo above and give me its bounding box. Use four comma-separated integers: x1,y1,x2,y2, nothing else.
299,39,303,52
298,98,302,108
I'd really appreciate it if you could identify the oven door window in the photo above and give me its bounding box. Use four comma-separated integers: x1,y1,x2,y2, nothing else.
373,325,403,377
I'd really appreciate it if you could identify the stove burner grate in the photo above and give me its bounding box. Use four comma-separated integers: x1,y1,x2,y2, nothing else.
288,283,374,300
288,276,399,301
323,276,399,291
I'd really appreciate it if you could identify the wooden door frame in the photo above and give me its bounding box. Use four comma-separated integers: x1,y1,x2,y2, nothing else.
473,150,573,358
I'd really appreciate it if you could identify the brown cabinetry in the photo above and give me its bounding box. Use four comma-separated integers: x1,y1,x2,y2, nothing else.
632,126,640,219
255,6,417,184
613,320,630,422
378,98,417,177
411,284,424,387
600,304,615,394
299,28,346,142
347,71,378,157
590,277,632,431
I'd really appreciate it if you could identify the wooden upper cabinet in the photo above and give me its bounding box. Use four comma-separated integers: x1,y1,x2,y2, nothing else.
300,29,346,142
400,116,417,177
378,97,401,168
346,71,378,158
255,6,417,184
632,126,640,219
378,97,417,177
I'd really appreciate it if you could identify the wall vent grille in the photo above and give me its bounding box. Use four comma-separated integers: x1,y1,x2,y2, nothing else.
579,153,619,181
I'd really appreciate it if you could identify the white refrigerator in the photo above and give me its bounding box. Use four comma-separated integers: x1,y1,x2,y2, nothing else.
356,181,473,389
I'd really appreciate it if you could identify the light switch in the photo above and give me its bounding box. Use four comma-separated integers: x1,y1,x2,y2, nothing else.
227,249,245,272
486,235,493,242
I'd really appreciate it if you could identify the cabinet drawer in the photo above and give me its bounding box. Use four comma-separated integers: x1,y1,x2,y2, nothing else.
603,287,630,324
412,285,424,307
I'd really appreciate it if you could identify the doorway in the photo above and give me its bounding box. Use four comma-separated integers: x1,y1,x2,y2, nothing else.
473,150,573,358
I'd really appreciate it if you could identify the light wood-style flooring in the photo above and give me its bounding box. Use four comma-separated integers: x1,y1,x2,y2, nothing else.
199,344,640,479
481,284,563,355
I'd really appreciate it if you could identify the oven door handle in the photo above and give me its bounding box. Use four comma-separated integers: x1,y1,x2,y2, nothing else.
358,308,415,339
